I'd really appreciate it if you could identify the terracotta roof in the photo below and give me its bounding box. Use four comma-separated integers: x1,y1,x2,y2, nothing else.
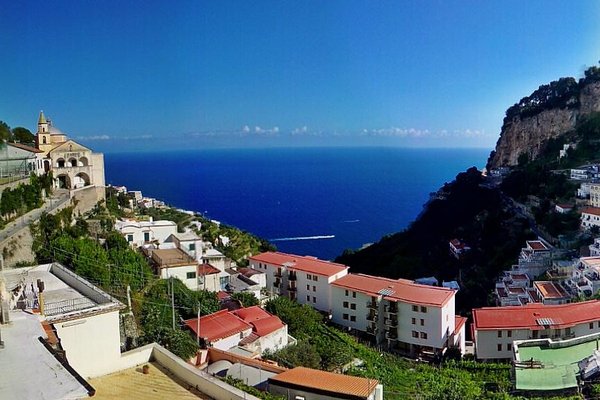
8,142,44,153
183,310,251,342
216,291,230,300
454,316,467,335
472,300,600,330
527,240,549,251
527,288,541,303
249,252,348,277
233,306,285,337
582,207,600,217
269,367,379,398
237,267,264,277
533,281,568,299
197,263,220,275
511,274,529,281
331,273,455,307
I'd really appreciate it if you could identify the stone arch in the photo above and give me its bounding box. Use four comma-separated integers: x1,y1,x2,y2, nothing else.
57,158,65,168
79,156,89,166
68,158,78,167
57,174,71,189
73,172,91,189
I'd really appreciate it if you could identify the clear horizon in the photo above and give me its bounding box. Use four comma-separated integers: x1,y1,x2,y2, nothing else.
1,1,599,152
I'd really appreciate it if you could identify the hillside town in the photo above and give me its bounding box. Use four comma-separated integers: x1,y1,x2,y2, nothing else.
5,112,600,399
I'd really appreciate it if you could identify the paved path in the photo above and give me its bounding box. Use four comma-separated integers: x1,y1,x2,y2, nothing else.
0,192,71,243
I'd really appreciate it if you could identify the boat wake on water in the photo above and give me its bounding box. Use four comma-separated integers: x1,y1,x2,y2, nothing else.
270,235,335,242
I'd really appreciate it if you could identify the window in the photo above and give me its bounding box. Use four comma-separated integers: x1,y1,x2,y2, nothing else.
307,274,312,280
497,344,502,351
411,318,416,324
350,303,356,310
186,272,196,279
144,232,150,242
312,296,316,303
312,286,316,292
313,276,318,282
497,330,502,338
507,330,512,338
412,305,418,312
127,234,133,242
307,295,310,301
352,291,356,298
420,319,424,326
189,243,196,251
343,301,349,308
412,331,419,338
343,313,349,320
350,316,356,322
591,322,595,329
307,284,310,290
507,343,512,351
420,332,428,339
345,290,349,296
420,306,427,313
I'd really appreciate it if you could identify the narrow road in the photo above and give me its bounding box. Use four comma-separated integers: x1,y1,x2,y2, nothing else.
0,191,70,243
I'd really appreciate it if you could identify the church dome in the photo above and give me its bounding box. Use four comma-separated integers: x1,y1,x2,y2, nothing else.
49,126,67,136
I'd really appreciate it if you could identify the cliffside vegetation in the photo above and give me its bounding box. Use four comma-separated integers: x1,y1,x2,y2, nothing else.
336,167,532,314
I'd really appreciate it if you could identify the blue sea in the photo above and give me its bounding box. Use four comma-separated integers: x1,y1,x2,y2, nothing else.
104,147,489,260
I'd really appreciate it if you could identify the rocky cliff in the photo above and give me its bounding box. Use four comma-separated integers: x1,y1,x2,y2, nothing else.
487,74,600,170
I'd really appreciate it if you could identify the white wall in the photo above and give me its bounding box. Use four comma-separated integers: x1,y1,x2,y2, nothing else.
212,328,253,351
295,271,335,312
160,265,199,291
54,311,122,378
330,286,371,332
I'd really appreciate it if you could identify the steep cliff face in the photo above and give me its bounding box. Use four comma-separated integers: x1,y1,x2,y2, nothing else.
488,80,600,169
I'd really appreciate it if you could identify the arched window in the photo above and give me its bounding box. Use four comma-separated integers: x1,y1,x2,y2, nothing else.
69,158,77,167
79,157,89,166
57,158,65,168
43,136,47,144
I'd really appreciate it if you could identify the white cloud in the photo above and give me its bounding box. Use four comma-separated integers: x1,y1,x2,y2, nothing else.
242,125,250,133
76,135,110,140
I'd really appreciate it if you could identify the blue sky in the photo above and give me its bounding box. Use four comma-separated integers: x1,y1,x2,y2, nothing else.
1,1,599,151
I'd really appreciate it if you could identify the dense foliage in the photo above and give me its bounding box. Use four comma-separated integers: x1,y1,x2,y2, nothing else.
0,173,52,227
337,167,532,314
0,120,36,144
231,291,259,307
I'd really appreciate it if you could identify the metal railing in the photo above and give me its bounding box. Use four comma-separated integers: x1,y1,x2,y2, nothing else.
44,297,96,316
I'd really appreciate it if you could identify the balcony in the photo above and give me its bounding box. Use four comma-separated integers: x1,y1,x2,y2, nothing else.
288,273,297,281
384,303,398,314
274,270,283,278
366,300,378,309
384,317,398,327
366,311,378,322
385,329,398,340
287,282,297,291
366,324,378,335
274,279,281,288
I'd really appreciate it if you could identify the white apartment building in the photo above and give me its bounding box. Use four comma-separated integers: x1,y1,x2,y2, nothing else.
115,218,177,247
512,240,553,277
582,207,600,230
165,230,203,261
473,300,600,361
590,238,600,256
330,273,464,356
590,183,600,207
248,252,349,312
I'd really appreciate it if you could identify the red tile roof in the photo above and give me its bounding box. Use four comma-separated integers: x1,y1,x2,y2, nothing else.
249,252,348,277
233,306,285,337
533,281,568,299
473,300,600,331
184,310,251,342
527,240,549,251
582,207,600,217
197,263,220,275
331,273,455,307
9,142,44,153
269,367,379,398
454,316,467,335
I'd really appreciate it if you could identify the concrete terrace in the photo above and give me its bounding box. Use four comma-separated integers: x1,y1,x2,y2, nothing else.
514,334,600,391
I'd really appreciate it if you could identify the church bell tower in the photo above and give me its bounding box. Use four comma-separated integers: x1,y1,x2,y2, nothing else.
36,110,51,151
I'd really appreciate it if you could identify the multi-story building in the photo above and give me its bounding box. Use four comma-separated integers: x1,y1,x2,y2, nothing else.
533,281,571,305
115,218,177,247
512,240,553,277
472,301,600,361
248,252,349,312
591,183,600,207
329,273,464,356
581,207,600,230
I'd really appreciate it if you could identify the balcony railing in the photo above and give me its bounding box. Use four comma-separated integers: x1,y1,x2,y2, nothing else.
287,283,297,291
366,312,378,322
385,329,398,340
274,279,281,287
274,271,283,278
366,300,378,309
384,318,398,327
366,325,378,335
288,273,297,281
384,303,398,314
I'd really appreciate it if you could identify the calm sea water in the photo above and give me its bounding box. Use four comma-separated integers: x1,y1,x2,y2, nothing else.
105,147,489,260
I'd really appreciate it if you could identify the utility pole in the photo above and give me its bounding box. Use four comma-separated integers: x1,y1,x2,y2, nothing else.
197,302,201,345
171,276,175,330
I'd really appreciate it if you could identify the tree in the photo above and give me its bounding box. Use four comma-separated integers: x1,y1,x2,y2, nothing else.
0,121,11,141
11,127,35,145
231,291,259,307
